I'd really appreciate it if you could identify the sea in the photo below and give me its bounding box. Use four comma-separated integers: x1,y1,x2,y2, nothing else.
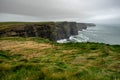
57,24,120,45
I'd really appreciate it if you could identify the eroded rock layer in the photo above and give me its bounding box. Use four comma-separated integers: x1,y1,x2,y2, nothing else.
0,22,95,41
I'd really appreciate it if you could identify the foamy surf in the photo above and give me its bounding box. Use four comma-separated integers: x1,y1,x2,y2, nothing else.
57,32,89,43
57,39,69,43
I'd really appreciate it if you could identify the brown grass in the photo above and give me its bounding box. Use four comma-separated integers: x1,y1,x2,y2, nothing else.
0,40,52,59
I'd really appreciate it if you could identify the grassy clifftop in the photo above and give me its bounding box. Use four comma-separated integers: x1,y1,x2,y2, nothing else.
0,22,54,31
0,37,120,80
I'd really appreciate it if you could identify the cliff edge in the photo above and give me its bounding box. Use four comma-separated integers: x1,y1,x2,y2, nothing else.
0,22,95,41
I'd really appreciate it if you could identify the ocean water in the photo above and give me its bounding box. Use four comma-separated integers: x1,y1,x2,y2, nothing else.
57,24,120,45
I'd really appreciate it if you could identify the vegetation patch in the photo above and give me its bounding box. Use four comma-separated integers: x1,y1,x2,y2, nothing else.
0,37,120,80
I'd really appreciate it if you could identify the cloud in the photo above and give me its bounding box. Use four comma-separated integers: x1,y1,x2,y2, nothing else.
0,13,41,22
0,0,120,24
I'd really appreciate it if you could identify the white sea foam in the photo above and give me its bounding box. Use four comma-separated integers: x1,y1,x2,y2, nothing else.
57,33,89,43
57,25,120,44
69,34,89,42
57,39,68,43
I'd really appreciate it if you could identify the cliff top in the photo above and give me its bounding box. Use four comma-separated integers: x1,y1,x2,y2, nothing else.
0,22,56,31
0,21,96,31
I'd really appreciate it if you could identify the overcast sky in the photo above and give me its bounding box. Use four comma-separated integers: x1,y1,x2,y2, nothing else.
0,0,120,24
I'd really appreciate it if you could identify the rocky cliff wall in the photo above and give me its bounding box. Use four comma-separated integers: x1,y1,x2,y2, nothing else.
0,22,93,41
55,22,78,40
77,23,87,31
0,23,56,41
85,23,96,27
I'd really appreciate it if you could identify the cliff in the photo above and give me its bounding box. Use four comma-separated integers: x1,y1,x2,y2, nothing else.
56,22,78,40
77,23,87,31
0,22,56,41
85,23,96,27
0,22,93,41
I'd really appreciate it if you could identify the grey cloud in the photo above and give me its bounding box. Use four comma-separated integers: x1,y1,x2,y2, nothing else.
0,0,120,24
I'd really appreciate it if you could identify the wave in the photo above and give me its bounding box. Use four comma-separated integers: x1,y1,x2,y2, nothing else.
57,25,120,44
57,33,89,43
57,39,68,43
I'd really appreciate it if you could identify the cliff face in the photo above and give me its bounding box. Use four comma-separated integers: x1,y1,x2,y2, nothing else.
77,23,87,31
0,22,92,41
85,23,96,27
0,23,56,41
56,22,78,40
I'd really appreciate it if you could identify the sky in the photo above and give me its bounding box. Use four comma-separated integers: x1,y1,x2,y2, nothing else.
0,0,120,24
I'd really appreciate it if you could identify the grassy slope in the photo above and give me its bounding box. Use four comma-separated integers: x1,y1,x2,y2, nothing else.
0,37,120,80
0,22,55,31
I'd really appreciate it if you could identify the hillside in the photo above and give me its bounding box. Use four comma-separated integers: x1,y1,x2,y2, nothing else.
0,37,120,80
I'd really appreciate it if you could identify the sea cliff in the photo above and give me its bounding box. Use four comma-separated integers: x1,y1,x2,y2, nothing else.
0,22,96,41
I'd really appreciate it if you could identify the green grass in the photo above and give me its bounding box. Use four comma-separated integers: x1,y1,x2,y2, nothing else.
0,22,55,31
0,37,120,80
0,37,51,43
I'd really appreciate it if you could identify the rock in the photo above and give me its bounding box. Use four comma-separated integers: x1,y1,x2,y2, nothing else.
0,22,95,41
85,23,96,27
56,22,78,40
77,23,87,31
0,23,56,41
